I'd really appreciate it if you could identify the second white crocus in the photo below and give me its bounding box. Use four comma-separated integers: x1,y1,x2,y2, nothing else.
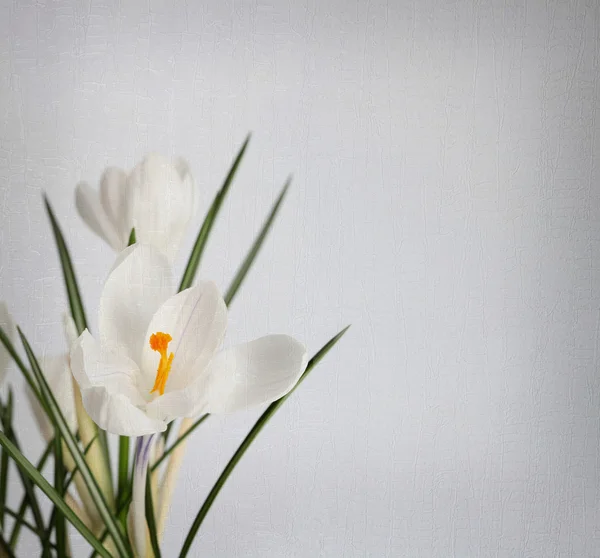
75,154,196,261
70,243,308,437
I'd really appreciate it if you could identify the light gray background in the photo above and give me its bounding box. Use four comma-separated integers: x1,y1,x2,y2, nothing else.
1,0,599,556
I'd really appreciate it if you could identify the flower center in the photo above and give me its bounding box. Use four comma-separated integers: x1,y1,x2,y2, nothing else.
149,332,174,396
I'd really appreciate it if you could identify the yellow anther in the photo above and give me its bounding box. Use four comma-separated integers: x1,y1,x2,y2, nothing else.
149,332,174,396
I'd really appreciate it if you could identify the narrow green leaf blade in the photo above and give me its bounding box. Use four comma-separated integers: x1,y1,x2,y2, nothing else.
178,134,251,292
0,531,16,558
43,195,88,335
128,227,136,246
0,394,48,549
0,442,8,531
224,178,291,306
5,507,56,547
63,434,98,493
152,415,209,472
0,430,110,558
9,440,54,548
53,436,67,557
18,328,132,558
46,434,98,543
44,195,114,494
0,326,41,403
0,391,12,530
117,436,130,511
145,474,162,558
178,325,350,558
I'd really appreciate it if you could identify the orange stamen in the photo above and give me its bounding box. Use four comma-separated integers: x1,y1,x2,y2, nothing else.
149,332,174,396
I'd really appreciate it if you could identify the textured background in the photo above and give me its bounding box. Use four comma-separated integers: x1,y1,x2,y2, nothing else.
1,0,600,556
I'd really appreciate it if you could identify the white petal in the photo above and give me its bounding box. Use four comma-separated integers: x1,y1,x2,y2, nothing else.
145,388,197,423
99,166,132,245
99,244,174,364
0,302,15,384
70,330,146,407
63,313,79,348
75,182,123,251
80,386,166,436
172,157,191,182
43,354,77,433
139,281,227,394
128,154,195,259
107,243,138,276
188,335,308,416
173,157,199,220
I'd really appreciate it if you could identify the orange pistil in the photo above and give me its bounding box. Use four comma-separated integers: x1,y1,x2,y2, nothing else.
149,332,174,396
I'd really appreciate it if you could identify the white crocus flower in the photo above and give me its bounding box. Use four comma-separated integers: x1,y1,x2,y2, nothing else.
0,302,16,384
75,154,196,261
69,243,307,556
70,243,308,437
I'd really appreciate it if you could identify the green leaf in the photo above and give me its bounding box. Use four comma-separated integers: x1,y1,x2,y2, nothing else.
224,177,291,306
0,392,48,554
178,134,251,292
43,195,88,335
0,326,42,406
117,436,130,513
0,530,16,558
45,434,98,546
152,415,209,472
0,391,12,530
63,434,98,493
145,474,162,558
128,227,136,246
0,430,111,558
53,436,67,557
178,325,350,558
18,328,132,558
9,440,54,548
44,196,113,487
4,507,58,549
0,443,8,532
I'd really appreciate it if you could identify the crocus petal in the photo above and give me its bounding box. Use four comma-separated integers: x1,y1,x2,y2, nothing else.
27,354,77,440
43,354,77,433
63,313,79,348
140,281,227,394
80,386,166,436
172,157,191,182
189,335,307,416
99,166,132,245
128,154,195,259
99,244,173,364
173,157,199,219
75,182,123,251
0,302,15,384
145,388,198,423
70,330,146,407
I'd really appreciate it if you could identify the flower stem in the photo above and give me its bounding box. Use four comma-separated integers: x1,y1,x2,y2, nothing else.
118,436,130,512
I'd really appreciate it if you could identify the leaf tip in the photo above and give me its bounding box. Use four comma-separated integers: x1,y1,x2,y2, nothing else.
241,133,252,152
